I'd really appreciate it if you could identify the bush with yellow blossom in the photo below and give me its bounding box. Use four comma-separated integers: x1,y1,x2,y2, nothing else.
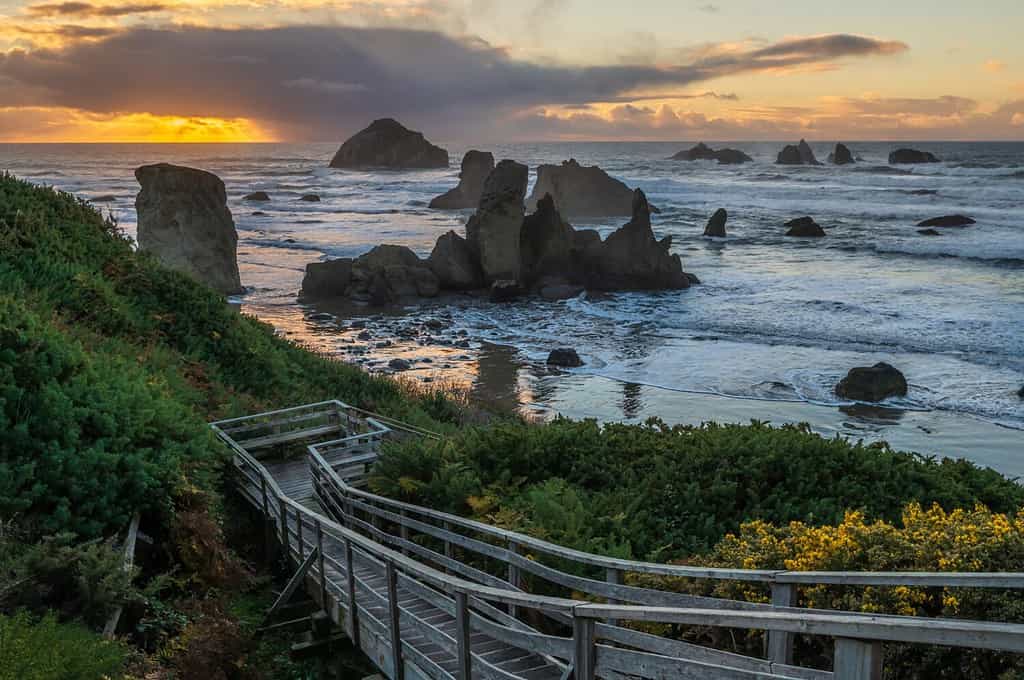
634,502,1024,679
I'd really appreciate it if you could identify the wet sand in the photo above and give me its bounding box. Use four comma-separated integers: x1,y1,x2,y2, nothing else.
243,296,1024,480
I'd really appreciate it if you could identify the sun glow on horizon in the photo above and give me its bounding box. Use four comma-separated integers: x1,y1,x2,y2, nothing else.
0,108,274,143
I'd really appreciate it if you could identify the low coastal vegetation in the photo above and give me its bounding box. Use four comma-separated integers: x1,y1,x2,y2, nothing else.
1,172,1021,678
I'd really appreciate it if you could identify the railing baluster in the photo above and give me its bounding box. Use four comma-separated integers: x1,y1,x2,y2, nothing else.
296,510,304,560
833,638,883,680
386,560,404,680
278,497,288,559
260,476,273,563
454,590,471,680
768,582,798,665
572,613,596,680
344,536,359,647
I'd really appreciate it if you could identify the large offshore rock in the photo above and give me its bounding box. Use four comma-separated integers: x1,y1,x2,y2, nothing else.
429,150,494,209
589,189,688,290
526,159,654,217
836,362,908,402
828,143,855,165
465,160,529,283
134,163,242,295
889,148,940,164
777,139,821,165
784,216,826,237
916,214,975,228
427,230,483,289
329,118,448,169
671,143,752,164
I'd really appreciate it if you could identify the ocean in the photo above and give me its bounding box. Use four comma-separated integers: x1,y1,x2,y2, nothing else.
2,140,1022,475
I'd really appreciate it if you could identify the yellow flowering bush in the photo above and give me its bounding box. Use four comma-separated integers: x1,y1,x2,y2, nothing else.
635,503,1024,679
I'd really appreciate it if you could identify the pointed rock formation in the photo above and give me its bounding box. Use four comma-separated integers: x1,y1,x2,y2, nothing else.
135,163,242,295
889,148,940,164
777,139,821,165
429,150,494,209
466,160,529,283
828,143,855,165
329,118,448,169
672,143,752,164
519,194,581,286
590,190,688,290
704,208,728,237
526,159,656,217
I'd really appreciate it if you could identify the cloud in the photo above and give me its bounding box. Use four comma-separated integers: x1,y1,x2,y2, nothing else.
1012,112,1024,127
828,95,978,117
11,24,120,39
25,1,170,17
0,24,909,141
697,4,720,13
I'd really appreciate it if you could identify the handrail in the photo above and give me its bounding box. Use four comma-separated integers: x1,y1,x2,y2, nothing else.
303,407,1024,590
213,402,1024,680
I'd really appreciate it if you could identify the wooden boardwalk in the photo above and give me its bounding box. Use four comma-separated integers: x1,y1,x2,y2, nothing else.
212,401,1024,680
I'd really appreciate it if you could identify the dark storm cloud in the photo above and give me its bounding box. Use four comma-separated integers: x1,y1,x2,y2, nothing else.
25,2,170,17
0,25,907,140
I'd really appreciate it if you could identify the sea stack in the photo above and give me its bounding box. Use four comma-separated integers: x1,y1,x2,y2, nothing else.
671,143,752,164
429,150,495,209
777,139,821,165
889,148,940,164
465,160,529,283
828,143,855,165
526,159,655,217
784,216,826,237
134,163,243,295
329,118,448,169
704,208,728,237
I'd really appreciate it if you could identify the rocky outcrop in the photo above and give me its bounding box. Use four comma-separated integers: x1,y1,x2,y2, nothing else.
889,148,940,164
836,362,908,402
777,139,821,165
547,348,583,367
671,143,752,164
784,216,825,237
1018,385,1024,399
299,193,320,202
526,159,656,217
299,258,353,300
329,118,448,169
704,208,727,237
429,150,494,209
244,191,270,201
590,190,688,290
918,228,941,236
519,194,581,286
828,143,855,165
135,163,242,295
300,245,439,304
428,231,482,289
490,280,521,302
466,160,529,283
917,215,975,228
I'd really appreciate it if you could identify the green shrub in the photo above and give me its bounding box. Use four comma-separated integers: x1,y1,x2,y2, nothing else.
0,611,126,680
373,418,1024,558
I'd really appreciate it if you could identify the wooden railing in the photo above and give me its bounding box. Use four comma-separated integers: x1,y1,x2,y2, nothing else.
212,400,1024,680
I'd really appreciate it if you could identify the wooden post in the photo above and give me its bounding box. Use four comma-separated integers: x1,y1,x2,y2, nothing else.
399,509,410,556
296,511,304,560
261,476,274,563
344,537,359,647
386,561,404,680
833,638,883,680
443,520,454,572
454,590,472,680
316,520,327,615
508,540,521,619
572,614,596,680
605,567,622,627
278,497,288,559
767,582,798,665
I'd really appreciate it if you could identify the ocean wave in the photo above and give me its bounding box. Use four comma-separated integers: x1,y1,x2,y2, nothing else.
851,165,913,175
241,237,322,252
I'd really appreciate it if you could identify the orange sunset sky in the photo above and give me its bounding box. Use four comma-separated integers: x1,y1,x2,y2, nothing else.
0,0,1021,142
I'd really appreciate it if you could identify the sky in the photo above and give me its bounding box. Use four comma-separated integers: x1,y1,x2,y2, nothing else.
0,0,1022,142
